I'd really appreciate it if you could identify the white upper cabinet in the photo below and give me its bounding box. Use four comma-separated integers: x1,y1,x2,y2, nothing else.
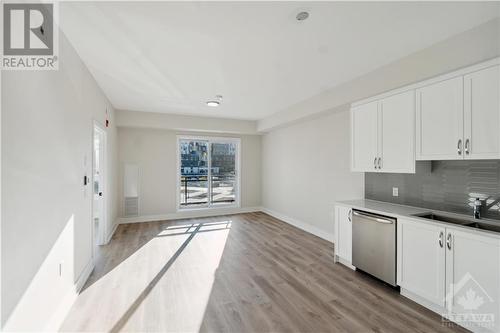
351,58,500,167
351,101,378,172
416,77,464,160
351,91,415,173
380,91,415,173
464,65,500,159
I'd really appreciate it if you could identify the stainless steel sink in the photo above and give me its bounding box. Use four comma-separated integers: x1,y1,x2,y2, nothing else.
413,213,472,226
413,212,500,234
464,222,500,233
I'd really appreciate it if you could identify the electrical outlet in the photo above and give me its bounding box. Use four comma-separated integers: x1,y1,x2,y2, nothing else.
392,187,399,197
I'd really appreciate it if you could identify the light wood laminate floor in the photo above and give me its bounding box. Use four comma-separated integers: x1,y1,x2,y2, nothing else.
61,212,466,332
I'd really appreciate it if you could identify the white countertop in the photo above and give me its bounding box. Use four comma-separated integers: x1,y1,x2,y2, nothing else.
335,199,500,239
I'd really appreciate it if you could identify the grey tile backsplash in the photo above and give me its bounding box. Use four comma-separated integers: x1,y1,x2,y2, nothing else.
365,161,500,220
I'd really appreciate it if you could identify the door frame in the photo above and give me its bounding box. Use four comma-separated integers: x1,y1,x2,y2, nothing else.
92,121,107,251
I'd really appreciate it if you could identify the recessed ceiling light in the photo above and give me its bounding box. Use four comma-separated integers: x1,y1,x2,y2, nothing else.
296,11,309,21
206,95,223,107
206,100,220,107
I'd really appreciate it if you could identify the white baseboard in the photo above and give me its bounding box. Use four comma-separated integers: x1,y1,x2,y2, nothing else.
117,206,262,224
75,259,95,293
45,259,94,332
105,222,118,244
260,207,334,242
335,255,356,270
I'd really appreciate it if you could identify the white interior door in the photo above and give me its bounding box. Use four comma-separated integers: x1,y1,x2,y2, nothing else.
93,124,107,247
379,90,415,173
416,77,464,160
464,65,500,159
351,101,379,172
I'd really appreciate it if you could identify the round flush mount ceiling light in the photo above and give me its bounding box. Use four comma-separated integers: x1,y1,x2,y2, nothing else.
296,11,309,21
206,95,223,107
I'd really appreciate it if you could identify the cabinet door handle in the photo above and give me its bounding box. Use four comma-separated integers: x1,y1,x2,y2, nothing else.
374,157,377,169
446,233,452,250
465,139,470,155
377,157,382,170
348,209,352,222
438,231,444,248
457,139,462,155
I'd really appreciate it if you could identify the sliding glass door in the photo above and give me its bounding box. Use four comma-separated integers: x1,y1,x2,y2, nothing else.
178,137,239,209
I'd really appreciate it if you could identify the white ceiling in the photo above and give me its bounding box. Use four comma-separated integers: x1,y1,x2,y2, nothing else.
60,2,500,120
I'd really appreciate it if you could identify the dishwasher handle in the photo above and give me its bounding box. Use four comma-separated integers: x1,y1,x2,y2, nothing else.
352,210,395,224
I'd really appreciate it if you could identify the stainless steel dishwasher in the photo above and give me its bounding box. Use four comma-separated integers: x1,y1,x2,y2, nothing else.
352,209,397,286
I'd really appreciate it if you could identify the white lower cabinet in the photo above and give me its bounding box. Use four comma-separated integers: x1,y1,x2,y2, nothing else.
398,218,500,332
397,219,446,307
334,205,352,265
446,229,500,333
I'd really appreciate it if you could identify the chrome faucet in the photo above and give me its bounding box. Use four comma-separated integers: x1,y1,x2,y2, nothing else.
473,198,482,219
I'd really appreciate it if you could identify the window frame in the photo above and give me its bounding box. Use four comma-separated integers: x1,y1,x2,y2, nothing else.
176,135,241,211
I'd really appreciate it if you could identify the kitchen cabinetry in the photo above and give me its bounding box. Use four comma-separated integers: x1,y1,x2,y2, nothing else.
416,64,500,161
463,65,500,159
397,218,446,307
446,228,500,333
351,101,378,172
351,90,415,173
416,77,463,160
334,205,352,265
398,217,500,333
351,58,500,167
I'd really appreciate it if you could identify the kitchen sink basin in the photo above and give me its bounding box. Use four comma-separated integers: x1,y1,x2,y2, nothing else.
464,222,500,233
413,213,472,226
413,212,500,234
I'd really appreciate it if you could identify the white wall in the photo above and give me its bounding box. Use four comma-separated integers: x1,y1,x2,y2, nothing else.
261,106,364,241
117,127,261,221
1,31,118,330
259,18,500,131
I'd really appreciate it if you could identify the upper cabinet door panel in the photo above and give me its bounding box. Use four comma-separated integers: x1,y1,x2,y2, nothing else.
380,91,415,173
351,101,378,172
464,65,500,160
416,77,464,160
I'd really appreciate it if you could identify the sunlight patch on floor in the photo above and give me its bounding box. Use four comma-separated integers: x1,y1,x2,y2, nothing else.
61,219,231,332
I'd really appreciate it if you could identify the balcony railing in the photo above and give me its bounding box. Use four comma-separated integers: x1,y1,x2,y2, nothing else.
180,174,235,206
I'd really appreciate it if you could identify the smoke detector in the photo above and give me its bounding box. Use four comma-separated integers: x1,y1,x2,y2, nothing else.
296,11,309,21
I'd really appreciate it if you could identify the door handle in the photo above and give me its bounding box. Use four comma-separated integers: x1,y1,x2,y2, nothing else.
465,139,470,155
99,192,103,197
446,233,452,250
438,231,444,248
457,139,462,155
352,210,394,224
